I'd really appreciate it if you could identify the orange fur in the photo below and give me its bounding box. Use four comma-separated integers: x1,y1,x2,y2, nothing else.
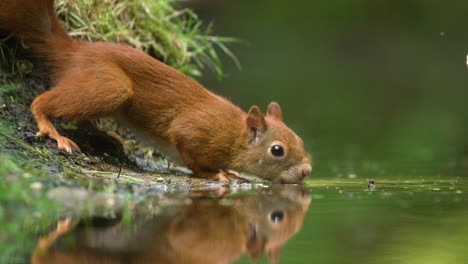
0,0,311,182
31,185,311,264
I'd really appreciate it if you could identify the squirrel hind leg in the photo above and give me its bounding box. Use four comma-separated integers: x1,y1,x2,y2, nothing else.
31,68,133,153
32,95,81,153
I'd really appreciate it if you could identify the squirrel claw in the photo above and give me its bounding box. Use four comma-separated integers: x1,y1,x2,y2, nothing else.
35,130,80,153
224,170,249,183
213,171,230,183
56,136,81,153
36,131,46,137
211,170,248,183
37,217,75,251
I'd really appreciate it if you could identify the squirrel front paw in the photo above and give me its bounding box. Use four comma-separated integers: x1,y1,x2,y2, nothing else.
37,131,80,153
210,170,248,183
213,171,230,182
56,136,80,153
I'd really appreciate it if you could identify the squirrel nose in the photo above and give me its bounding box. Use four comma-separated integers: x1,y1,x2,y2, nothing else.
301,165,311,178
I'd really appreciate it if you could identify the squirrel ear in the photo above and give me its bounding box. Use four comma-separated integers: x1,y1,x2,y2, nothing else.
267,245,283,264
246,106,267,145
267,102,283,121
246,223,266,261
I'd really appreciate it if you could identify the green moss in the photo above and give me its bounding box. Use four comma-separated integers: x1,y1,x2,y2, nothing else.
56,0,238,78
0,122,57,261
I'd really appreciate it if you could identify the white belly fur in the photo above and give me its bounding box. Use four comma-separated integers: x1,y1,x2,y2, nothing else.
114,114,184,165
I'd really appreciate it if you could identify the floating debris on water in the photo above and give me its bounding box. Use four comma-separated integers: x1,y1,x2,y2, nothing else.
256,183,269,188
381,191,392,197
368,180,377,190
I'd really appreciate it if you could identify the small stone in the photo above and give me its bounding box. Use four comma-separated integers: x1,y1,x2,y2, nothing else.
156,177,164,182
30,182,43,190
105,197,115,207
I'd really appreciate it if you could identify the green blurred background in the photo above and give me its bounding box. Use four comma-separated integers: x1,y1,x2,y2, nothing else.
189,0,468,178
186,3,468,262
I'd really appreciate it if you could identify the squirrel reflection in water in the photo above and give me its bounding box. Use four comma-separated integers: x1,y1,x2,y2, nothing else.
32,185,311,264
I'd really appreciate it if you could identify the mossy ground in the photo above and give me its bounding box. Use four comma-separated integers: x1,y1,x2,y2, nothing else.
0,0,239,260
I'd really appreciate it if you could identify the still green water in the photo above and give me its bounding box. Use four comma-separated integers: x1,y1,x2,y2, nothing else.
259,178,468,264
8,1,468,263
28,177,467,264
191,2,468,261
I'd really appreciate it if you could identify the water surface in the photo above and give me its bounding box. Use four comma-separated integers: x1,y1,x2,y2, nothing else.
28,177,467,264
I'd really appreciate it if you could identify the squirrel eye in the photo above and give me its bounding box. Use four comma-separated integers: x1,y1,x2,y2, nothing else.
270,145,284,157
270,211,284,224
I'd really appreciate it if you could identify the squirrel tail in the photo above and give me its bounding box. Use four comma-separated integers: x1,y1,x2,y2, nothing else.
0,0,73,67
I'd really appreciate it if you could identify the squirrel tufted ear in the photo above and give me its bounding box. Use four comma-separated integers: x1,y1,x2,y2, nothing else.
246,223,266,261
267,102,283,121
267,245,283,264
246,106,267,145
247,105,267,131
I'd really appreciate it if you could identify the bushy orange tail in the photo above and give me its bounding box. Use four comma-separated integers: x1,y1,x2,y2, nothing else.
0,0,73,65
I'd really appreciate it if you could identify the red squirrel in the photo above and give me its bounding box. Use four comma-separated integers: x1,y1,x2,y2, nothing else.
0,0,311,183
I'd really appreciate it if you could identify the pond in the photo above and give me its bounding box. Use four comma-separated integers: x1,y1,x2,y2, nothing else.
25,176,467,264
3,1,468,263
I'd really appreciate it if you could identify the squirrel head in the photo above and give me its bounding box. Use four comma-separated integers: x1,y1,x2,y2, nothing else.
238,102,311,183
